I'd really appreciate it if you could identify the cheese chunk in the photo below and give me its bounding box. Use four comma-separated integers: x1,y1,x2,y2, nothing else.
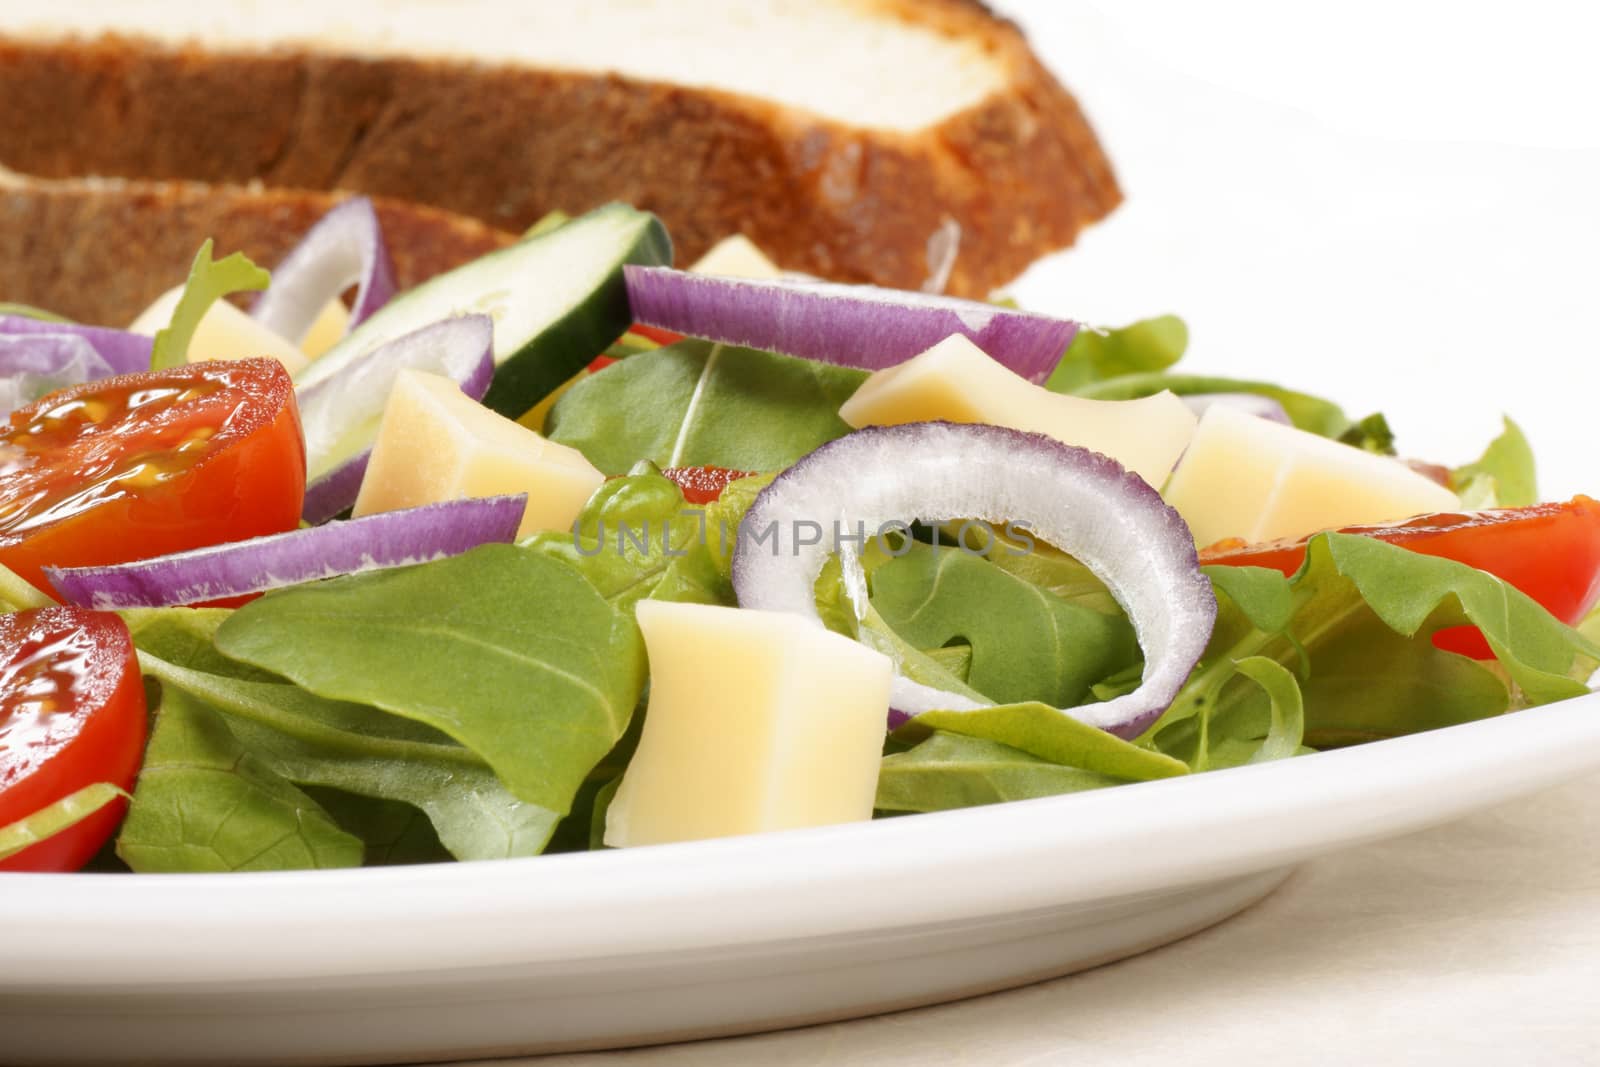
352,369,605,538
839,334,1198,488
604,601,893,848
127,285,311,376
688,234,785,279
1164,404,1460,547
298,299,351,359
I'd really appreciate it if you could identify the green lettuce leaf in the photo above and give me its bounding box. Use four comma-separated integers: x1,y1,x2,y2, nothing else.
901,703,1189,781
1045,315,1188,393
1451,416,1537,507
876,732,1123,814
300,789,453,867
213,545,646,815
546,340,865,474
0,782,128,862
148,240,271,371
1074,372,1356,439
117,684,363,872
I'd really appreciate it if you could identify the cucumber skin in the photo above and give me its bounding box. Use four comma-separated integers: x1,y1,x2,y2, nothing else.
480,213,673,418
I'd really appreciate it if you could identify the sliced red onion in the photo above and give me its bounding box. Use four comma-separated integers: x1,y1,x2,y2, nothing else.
46,495,526,609
0,316,151,375
297,315,494,523
623,266,1078,384
730,422,1216,740
1181,392,1292,425
251,197,397,346
0,334,115,417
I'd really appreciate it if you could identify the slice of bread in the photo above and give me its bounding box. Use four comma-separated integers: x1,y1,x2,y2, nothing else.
0,170,513,326
0,0,1119,297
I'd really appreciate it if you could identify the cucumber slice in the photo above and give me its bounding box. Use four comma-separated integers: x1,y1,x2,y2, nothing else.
294,202,671,423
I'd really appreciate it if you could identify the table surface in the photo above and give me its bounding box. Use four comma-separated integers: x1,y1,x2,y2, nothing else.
469,4,1600,1063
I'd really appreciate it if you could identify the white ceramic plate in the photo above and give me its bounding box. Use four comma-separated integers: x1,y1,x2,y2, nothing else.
6,690,1600,1066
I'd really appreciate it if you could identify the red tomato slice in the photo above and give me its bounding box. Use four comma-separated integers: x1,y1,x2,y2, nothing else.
1200,497,1600,657
0,358,305,594
662,466,756,505
627,323,685,347
0,606,147,872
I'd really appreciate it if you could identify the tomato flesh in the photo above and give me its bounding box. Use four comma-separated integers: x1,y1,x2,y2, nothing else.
0,606,146,872
662,466,756,505
1200,497,1600,657
0,358,305,594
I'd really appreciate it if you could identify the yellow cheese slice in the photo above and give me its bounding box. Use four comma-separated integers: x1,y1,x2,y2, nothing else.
688,234,784,279
298,299,351,359
1164,403,1461,547
127,285,312,376
352,369,606,538
604,601,893,848
838,333,1198,488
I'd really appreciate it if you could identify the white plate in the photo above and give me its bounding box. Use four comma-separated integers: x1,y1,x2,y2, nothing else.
6,690,1600,1066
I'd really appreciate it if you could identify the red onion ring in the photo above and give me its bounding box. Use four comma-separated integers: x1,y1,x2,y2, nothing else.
251,197,398,347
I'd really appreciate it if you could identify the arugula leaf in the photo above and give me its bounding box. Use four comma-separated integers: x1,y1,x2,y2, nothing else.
545,340,865,474
1074,372,1356,439
1452,416,1537,508
213,545,646,815
138,652,560,862
148,240,271,371
869,544,1139,708
1045,315,1188,393
900,703,1189,781
117,685,363,872
0,782,128,862
1336,412,1397,455
876,732,1123,814
1231,656,1305,765
300,789,453,867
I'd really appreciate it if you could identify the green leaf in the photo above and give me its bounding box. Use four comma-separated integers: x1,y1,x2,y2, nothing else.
0,782,128,862
0,562,55,613
588,776,622,851
121,606,278,681
1451,416,1537,508
148,240,270,370
213,545,647,815
1204,565,1294,635
138,651,560,862
546,340,866,474
869,544,1139,708
117,685,363,872
1045,314,1188,393
523,210,572,239
1231,657,1305,765
876,732,1123,814
0,302,71,323
1336,412,1397,455
902,703,1189,781
301,789,453,867
1074,372,1355,439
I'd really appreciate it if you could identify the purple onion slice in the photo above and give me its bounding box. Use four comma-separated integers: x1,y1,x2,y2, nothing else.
252,196,398,346
47,495,526,609
1181,392,1292,425
0,316,152,375
297,314,494,524
730,422,1217,740
623,265,1078,384
0,334,115,417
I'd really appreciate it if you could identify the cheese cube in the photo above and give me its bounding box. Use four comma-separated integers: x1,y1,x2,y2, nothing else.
352,369,605,538
604,601,893,848
839,334,1198,488
298,299,352,359
128,285,311,376
1164,403,1460,547
688,234,784,279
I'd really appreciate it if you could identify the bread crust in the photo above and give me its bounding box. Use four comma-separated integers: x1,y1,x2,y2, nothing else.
0,174,513,326
0,11,1118,298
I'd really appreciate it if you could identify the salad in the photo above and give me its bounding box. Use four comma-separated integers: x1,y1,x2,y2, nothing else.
1,201,1597,872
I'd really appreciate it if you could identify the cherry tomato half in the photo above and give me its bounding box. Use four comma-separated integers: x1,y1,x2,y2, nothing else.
0,358,305,594
0,606,147,872
662,466,756,505
1200,497,1600,657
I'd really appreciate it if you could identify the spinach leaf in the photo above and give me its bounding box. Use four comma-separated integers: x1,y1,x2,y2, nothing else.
122,606,279,681
148,240,271,370
1074,372,1356,439
0,783,127,862
545,340,865,474
1045,315,1188,393
139,652,560,861
869,545,1139,708
1452,416,1537,507
117,685,363,872
301,789,452,866
877,732,1123,814
213,545,646,815
900,703,1190,781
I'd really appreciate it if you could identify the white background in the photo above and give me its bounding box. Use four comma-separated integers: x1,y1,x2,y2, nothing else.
1001,0,1600,497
